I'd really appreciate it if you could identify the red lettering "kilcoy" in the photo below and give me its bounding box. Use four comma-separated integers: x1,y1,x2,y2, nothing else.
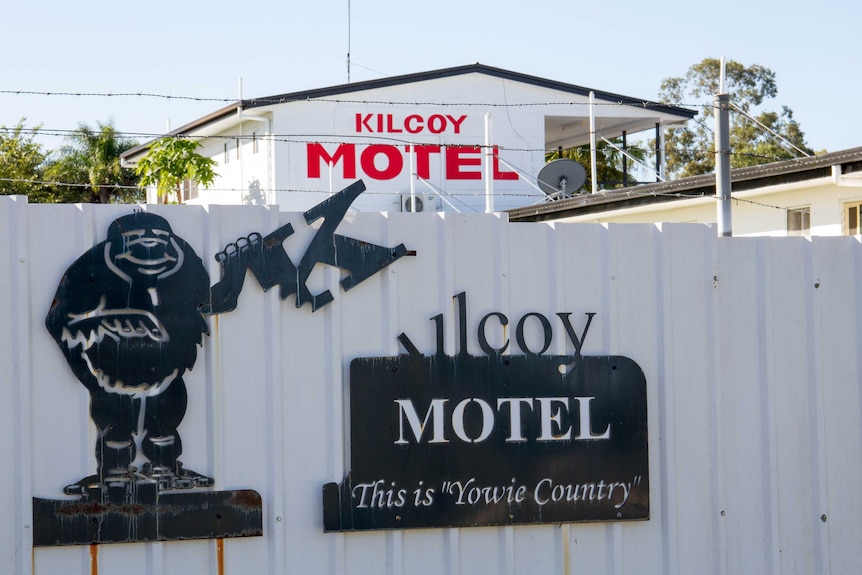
307,143,518,181
355,114,468,135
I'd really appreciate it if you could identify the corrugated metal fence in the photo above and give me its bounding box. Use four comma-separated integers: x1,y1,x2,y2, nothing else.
2,196,861,574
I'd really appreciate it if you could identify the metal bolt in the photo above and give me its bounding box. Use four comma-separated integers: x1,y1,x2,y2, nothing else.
821,514,827,523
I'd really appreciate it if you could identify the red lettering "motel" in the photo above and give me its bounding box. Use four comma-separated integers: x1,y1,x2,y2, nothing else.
307,143,518,181
355,114,468,135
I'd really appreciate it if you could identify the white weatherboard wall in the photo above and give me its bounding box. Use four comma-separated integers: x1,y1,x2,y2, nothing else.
2,194,862,574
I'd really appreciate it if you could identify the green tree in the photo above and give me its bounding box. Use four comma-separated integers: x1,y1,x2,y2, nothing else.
135,137,217,203
0,119,50,198
547,137,649,192
44,120,141,203
658,58,814,178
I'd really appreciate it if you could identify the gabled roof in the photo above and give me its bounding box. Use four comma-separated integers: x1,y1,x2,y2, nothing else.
507,147,862,222
240,63,695,117
122,63,695,163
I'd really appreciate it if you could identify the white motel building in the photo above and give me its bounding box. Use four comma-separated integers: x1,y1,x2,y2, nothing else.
122,63,862,237
122,64,694,214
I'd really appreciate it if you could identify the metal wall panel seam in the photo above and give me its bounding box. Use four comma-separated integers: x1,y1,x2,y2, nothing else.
514,218,556,575
605,224,623,575
326,251,345,575
503,526,515,575
625,224,664,571
383,213,404,575
756,239,780,575
552,222,575,575
550,221,569,575
445,529,460,575
10,197,34,575
809,237,832,575
768,239,816,574
635,223,664,574
440,212,458,358
814,238,862,573
675,224,723,574
657,223,679,575
598,224,611,356
386,530,404,575
148,541,165,575
202,204,226,502
262,207,286,575
438,213,462,574
81,204,103,574
710,232,729,575
722,239,768,573
195,204,225,575
0,199,19,572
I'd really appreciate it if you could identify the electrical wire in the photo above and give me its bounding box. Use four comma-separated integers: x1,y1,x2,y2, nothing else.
0,88,701,110
729,102,811,159
5,124,725,159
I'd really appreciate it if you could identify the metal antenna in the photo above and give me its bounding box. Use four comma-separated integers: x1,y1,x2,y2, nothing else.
347,0,351,83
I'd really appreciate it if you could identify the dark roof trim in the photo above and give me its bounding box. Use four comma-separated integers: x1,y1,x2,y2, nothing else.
508,147,862,222
121,102,241,161
242,63,696,119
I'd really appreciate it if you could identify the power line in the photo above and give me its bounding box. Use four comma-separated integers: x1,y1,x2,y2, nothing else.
8,124,727,158
0,88,700,110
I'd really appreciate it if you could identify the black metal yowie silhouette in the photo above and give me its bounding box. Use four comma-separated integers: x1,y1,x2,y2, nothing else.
36,180,407,546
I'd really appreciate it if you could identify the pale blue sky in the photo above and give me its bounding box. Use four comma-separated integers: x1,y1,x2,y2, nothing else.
2,0,858,153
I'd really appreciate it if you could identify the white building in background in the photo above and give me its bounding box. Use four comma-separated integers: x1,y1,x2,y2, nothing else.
508,147,862,237
121,63,695,213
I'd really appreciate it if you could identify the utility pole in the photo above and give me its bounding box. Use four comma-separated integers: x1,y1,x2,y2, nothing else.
714,70,732,236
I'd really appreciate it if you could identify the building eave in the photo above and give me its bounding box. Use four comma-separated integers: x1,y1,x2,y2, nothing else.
121,102,242,164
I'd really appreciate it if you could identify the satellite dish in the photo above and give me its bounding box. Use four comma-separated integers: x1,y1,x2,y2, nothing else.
537,159,587,198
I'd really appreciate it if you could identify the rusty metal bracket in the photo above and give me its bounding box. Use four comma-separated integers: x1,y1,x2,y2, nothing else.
33,489,262,546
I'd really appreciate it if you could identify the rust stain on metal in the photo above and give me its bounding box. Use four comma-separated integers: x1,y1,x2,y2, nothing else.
89,543,99,575
55,501,146,517
217,538,225,575
226,490,262,509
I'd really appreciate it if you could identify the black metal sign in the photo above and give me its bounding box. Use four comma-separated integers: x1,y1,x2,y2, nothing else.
324,293,648,531
35,181,407,546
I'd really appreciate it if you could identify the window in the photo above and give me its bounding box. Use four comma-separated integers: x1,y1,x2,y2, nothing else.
224,142,229,164
236,138,241,160
846,201,862,235
786,206,810,237
252,132,258,154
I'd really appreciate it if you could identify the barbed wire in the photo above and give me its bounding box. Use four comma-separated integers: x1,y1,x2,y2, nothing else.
0,88,702,110
5,125,807,165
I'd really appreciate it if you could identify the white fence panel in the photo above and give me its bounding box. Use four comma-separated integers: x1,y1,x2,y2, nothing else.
2,195,861,574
